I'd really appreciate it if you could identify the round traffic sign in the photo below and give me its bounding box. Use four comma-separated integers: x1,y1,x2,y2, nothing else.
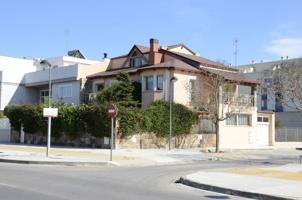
107,104,118,118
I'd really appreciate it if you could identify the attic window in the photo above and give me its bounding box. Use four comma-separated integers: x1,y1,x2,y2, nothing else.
130,51,142,68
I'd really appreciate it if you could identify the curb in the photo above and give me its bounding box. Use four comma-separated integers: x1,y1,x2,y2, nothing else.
177,177,295,200
0,158,119,166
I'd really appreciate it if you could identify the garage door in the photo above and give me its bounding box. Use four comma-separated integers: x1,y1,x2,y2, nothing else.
256,123,269,146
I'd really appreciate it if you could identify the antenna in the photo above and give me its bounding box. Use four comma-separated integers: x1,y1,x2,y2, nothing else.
64,29,70,53
233,38,239,67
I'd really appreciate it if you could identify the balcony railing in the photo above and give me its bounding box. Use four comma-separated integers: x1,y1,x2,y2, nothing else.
222,93,254,106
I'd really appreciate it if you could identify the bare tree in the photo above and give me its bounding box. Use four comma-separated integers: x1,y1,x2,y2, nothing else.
269,60,302,111
189,73,252,152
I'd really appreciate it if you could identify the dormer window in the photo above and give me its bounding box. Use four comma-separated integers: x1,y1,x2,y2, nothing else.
130,51,142,68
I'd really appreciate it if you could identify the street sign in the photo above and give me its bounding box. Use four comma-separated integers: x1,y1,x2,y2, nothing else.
107,104,118,118
43,108,58,118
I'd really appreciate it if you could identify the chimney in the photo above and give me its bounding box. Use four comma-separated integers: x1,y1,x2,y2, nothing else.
103,52,108,59
149,38,162,65
150,38,159,52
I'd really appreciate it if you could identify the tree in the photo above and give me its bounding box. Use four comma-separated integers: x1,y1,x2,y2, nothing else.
96,73,140,138
96,73,138,107
269,60,302,111
189,73,249,152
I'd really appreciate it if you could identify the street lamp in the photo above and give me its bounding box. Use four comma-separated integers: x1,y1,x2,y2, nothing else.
169,76,178,150
40,59,52,157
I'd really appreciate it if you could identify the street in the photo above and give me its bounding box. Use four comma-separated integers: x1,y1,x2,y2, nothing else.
0,161,253,200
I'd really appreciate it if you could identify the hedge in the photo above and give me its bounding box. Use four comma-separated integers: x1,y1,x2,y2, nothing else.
4,100,198,140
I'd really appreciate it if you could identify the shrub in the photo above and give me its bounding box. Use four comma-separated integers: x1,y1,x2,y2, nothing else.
144,100,198,138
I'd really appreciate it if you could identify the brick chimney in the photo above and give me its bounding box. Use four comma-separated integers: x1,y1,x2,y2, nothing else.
149,38,162,65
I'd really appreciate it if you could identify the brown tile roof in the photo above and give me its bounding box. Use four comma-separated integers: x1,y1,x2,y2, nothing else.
162,49,238,72
200,67,259,84
87,67,138,78
135,45,149,53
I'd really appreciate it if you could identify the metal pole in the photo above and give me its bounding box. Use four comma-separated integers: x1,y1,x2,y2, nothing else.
47,116,51,157
110,117,114,161
46,64,52,157
169,81,172,151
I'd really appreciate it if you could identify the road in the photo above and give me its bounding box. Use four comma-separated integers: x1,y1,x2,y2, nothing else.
0,161,255,200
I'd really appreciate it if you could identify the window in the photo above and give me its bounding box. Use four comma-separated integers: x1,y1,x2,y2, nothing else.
189,79,196,101
238,114,250,126
226,114,251,126
95,83,104,92
257,116,269,122
130,52,142,68
40,90,49,103
156,75,163,90
226,115,237,125
58,85,72,98
145,76,153,91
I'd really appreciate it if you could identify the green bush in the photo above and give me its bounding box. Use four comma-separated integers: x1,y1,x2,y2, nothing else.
144,100,198,138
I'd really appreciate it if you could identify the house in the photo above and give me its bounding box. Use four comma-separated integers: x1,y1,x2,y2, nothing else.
24,51,109,105
87,39,275,149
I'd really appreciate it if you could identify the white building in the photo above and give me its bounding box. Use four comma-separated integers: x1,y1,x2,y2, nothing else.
0,56,36,111
238,57,302,128
0,51,109,111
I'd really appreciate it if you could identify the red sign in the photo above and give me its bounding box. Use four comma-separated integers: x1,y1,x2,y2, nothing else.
107,104,118,118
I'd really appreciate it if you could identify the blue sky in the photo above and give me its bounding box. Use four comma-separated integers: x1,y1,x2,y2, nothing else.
0,0,301,65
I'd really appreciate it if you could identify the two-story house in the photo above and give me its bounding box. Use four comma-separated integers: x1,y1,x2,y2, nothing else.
24,50,109,105
87,39,275,149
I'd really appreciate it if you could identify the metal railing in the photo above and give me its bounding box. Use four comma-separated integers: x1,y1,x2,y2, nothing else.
222,93,254,106
275,127,302,142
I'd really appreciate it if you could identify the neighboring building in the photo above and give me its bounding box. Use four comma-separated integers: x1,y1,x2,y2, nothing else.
24,51,109,105
0,51,109,111
238,57,302,128
0,56,36,111
87,39,274,149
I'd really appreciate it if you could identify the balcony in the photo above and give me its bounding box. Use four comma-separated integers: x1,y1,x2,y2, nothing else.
222,93,255,107
24,65,78,87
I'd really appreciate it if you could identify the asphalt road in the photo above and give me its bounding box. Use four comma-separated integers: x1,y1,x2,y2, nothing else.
0,161,254,200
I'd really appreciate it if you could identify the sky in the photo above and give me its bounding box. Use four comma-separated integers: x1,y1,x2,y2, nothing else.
0,0,302,66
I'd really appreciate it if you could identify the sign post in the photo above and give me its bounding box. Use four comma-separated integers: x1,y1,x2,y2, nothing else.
107,104,118,161
43,107,58,157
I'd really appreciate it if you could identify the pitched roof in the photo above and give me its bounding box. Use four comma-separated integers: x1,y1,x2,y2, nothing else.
162,49,238,72
166,43,196,55
200,67,259,84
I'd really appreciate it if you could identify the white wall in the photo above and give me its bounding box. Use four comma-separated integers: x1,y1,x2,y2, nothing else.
52,81,81,104
0,56,36,110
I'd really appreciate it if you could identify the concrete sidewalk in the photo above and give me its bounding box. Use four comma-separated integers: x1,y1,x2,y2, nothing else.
180,164,302,200
0,144,210,166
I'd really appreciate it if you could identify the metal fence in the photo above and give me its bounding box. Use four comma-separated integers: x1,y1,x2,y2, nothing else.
276,127,302,142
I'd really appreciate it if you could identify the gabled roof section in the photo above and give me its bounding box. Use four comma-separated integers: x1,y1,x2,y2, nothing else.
166,43,196,55
67,50,86,59
127,45,149,56
161,49,238,72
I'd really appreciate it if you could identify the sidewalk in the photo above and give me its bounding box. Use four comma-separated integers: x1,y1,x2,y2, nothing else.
0,144,210,166
180,164,302,200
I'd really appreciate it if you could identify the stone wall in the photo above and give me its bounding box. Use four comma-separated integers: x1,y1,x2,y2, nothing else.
116,133,205,149
10,130,110,148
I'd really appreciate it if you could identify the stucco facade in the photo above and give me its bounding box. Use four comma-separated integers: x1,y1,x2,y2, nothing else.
88,38,274,149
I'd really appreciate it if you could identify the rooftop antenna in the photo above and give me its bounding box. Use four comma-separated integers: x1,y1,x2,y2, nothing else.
64,29,70,53
233,38,239,67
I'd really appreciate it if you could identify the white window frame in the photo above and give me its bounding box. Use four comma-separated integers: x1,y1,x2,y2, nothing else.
226,114,252,126
58,84,72,98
